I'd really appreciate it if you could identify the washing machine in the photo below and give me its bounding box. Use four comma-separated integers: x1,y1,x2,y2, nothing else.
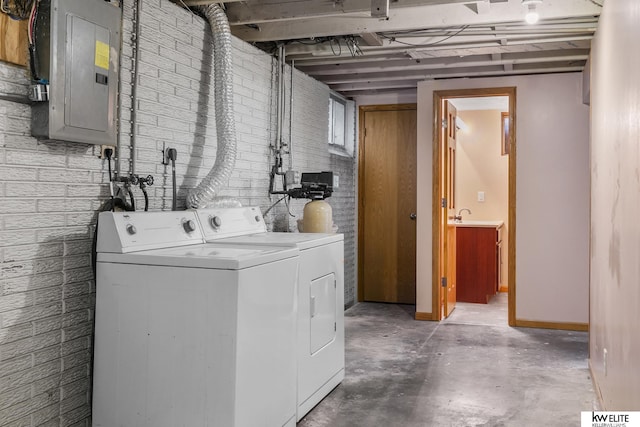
93,210,299,427
193,207,345,421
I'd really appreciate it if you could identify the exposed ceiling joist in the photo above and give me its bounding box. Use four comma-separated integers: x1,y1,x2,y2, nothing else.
231,0,601,42
288,39,592,66
223,0,474,25
319,56,588,84
332,80,421,92
284,33,594,60
182,0,244,4
466,0,492,15
221,0,601,97
341,88,418,97
297,51,590,76
331,65,584,92
359,32,384,47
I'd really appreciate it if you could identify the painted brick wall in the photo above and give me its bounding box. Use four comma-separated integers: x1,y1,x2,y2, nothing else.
0,0,357,424
121,1,280,210
0,63,102,426
282,69,357,306
122,0,356,305
329,153,357,306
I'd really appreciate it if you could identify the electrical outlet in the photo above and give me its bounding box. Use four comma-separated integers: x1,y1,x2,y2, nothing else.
478,191,485,202
99,145,115,159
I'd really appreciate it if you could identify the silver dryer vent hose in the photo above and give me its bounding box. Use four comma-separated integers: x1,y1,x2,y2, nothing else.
186,4,237,209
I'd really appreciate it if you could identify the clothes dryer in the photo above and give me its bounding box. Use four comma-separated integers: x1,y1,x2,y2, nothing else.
194,207,345,421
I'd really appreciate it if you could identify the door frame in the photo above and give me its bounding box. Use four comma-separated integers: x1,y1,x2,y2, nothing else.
431,88,517,326
357,103,417,302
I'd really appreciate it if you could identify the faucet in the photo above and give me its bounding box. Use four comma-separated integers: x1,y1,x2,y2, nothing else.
454,208,472,222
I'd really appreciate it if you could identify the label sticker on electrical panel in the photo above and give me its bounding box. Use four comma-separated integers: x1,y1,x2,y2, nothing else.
95,41,110,70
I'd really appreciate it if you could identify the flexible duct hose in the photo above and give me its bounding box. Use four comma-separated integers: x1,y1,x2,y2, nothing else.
186,4,237,209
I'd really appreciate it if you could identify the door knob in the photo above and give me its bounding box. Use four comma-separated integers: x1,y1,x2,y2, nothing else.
410,213,417,220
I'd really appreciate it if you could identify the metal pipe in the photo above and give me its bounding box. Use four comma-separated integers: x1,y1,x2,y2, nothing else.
115,0,125,178
276,44,284,154
129,0,142,176
288,59,294,170
281,45,286,154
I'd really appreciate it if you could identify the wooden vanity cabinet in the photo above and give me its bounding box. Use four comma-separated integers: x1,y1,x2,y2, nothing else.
456,226,501,304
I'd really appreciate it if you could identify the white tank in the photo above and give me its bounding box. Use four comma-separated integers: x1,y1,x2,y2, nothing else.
302,200,333,233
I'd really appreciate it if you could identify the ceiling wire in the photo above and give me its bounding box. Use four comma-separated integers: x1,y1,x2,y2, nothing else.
289,39,326,46
344,36,363,56
329,37,342,56
27,0,36,44
381,25,470,47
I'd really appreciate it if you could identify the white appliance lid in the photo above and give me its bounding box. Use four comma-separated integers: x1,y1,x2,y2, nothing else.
215,232,343,250
97,243,299,270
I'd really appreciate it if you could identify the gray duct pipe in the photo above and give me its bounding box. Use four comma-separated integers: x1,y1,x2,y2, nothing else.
186,4,238,209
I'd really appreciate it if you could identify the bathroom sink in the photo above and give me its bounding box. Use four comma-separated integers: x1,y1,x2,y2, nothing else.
448,220,504,228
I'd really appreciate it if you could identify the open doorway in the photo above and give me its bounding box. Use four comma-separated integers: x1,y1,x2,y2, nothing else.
432,87,516,326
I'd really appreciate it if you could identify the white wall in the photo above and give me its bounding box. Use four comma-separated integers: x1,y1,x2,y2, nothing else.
417,73,590,324
589,0,640,410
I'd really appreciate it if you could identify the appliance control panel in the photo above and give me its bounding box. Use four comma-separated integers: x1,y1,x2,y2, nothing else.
97,211,204,253
194,207,267,241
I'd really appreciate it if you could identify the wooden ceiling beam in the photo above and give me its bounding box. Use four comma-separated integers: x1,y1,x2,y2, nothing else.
318,55,588,83
181,0,244,5
359,32,384,47
284,34,594,62
223,0,472,25
297,51,590,76
329,65,584,92
230,0,601,42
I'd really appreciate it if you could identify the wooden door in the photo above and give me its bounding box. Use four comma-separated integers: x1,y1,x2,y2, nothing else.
360,106,417,304
440,101,458,317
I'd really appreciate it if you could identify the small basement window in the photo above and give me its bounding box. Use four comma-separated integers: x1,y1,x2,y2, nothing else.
328,92,355,157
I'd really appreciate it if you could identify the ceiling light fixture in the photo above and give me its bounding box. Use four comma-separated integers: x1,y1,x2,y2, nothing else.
522,0,542,25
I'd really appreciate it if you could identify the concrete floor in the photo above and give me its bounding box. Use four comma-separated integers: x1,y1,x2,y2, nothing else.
299,294,596,427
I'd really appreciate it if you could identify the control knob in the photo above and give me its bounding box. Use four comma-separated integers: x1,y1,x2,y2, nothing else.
183,219,197,233
210,216,222,229
126,224,137,235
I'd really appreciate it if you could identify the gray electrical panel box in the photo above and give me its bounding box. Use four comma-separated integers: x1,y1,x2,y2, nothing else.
31,0,120,145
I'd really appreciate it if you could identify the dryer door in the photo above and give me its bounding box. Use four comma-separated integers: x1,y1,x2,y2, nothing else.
310,273,337,354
